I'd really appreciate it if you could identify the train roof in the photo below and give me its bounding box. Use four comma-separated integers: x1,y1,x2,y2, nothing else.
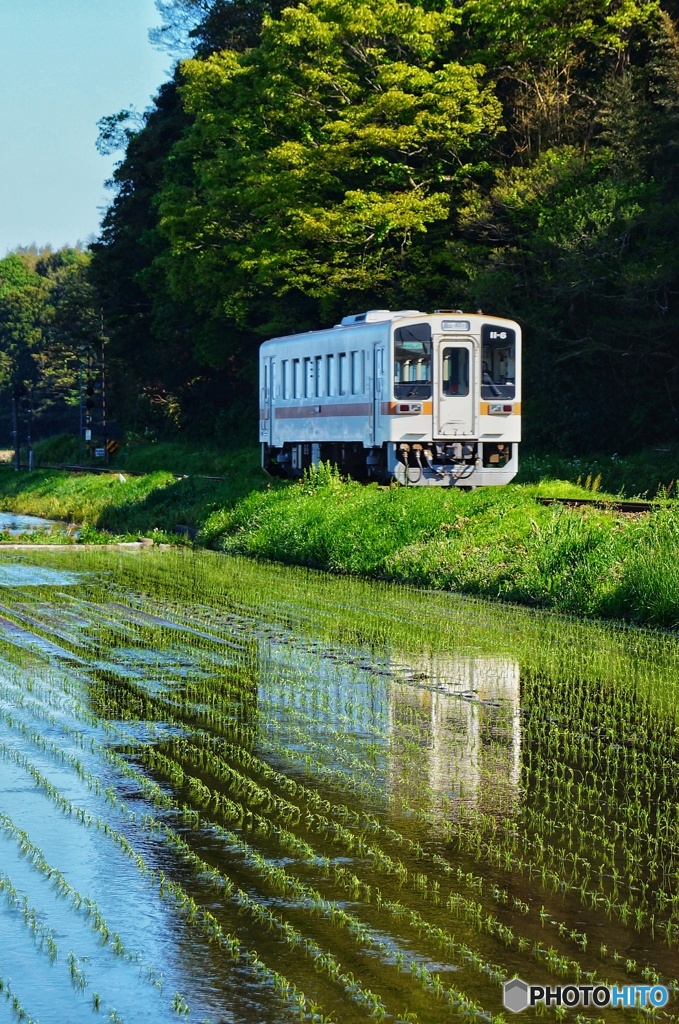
260,310,520,349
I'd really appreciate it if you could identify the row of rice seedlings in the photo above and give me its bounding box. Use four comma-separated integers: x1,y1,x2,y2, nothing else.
0,867,59,963
543,914,667,986
115,745,504,1011
0,811,134,961
130,731,630,1000
14,626,667,995
8,676,516,1020
0,742,331,1024
10,565,675,995
82,775,384,1018
521,765,679,922
0,975,38,1024
440,805,676,942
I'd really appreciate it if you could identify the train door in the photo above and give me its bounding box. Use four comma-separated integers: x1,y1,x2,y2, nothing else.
260,356,274,444
434,340,475,438
372,345,385,443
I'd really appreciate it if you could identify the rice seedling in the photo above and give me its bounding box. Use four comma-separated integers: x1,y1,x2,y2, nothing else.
1,547,679,1023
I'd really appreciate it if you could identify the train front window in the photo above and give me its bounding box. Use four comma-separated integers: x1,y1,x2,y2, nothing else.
394,324,432,398
442,347,469,396
481,324,516,399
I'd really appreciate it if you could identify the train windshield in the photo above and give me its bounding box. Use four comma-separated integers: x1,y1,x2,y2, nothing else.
481,324,516,399
394,324,432,398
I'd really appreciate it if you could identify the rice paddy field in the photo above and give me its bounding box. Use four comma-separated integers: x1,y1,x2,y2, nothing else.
0,545,677,1023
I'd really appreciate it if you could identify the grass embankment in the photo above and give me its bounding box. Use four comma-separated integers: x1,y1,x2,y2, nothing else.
0,441,266,541
31,433,251,478
4,437,679,627
201,465,679,629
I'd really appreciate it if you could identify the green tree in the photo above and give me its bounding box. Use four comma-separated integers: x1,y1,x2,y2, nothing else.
0,252,49,392
152,0,503,364
0,248,99,441
457,6,679,450
91,82,200,434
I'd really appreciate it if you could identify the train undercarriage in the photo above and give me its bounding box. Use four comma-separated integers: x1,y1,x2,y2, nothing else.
262,440,515,487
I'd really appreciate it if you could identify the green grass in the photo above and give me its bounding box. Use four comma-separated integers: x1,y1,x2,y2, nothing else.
6,440,679,627
0,442,269,538
32,434,264,478
516,446,679,496
201,463,679,628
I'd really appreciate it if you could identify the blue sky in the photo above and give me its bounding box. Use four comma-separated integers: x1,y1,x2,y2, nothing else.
0,0,172,254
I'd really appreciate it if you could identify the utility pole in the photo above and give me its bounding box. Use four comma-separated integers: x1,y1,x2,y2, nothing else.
11,388,20,471
84,347,94,460
100,311,108,463
26,391,33,470
78,353,84,461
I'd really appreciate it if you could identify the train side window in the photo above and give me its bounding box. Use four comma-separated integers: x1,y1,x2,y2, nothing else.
281,360,290,400
339,352,348,395
293,359,302,399
315,356,323,397
394,324,432,398
326,354,335,396
351,351,363,394
304,357,313,398
442,347,469,396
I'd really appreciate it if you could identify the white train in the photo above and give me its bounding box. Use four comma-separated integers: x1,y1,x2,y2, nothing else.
259,309,521,486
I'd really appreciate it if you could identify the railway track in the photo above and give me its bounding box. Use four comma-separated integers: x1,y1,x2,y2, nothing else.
535,496,655,513
39,463,224,481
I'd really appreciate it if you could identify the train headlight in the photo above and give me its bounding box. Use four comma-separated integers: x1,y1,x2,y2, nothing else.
489,403,513,415
396,403,423,414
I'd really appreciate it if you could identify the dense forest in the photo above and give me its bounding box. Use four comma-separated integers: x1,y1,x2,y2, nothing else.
2,0,679,453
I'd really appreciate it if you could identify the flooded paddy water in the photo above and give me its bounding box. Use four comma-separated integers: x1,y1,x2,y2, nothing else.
0,512,62,536
0,546,676,1023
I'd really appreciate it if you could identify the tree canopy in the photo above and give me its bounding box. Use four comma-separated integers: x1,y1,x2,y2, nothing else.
0,248,99,441
81,0,679,450
153,0,503,356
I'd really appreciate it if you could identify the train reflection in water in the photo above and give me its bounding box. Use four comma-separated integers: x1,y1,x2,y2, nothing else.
386,655,521,820
257,637,521,820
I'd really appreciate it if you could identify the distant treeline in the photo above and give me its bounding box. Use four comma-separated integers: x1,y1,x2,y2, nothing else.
3,0,679,452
